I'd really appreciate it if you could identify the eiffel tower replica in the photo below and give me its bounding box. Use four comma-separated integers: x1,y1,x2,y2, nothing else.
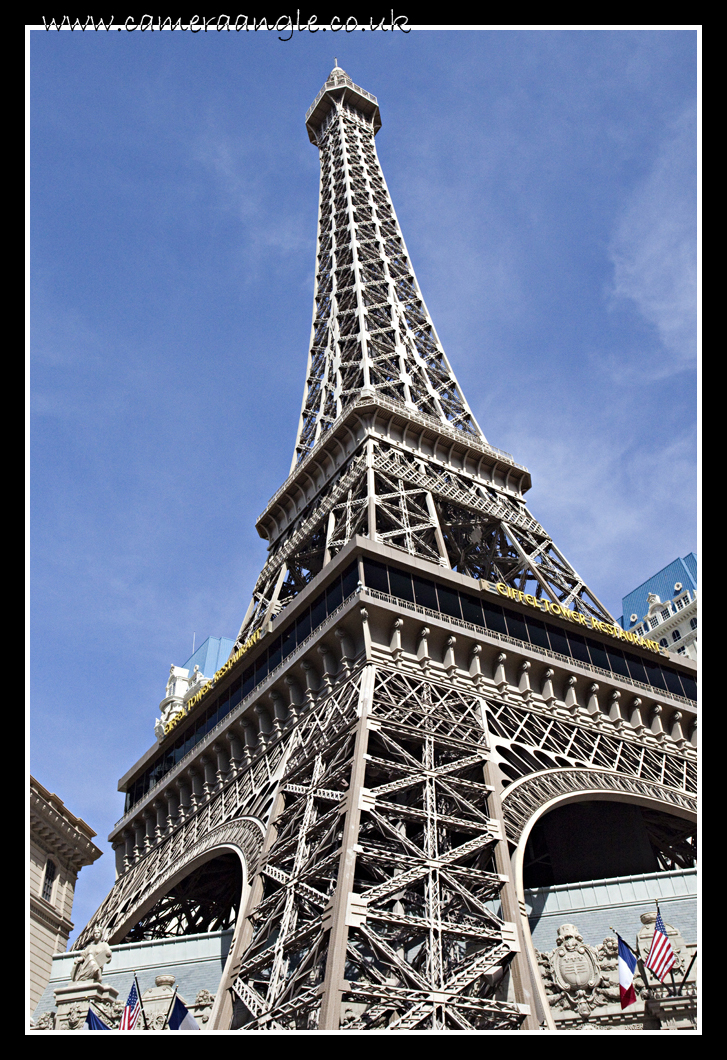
76,66,697,1032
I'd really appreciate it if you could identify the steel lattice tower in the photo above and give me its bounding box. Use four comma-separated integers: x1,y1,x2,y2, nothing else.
77,68,697,1033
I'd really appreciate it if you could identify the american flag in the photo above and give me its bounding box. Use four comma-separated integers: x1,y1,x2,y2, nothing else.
120,980,141,1030
645,908,677,982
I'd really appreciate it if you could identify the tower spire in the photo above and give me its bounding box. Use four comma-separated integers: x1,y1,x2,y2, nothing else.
234,70,614,651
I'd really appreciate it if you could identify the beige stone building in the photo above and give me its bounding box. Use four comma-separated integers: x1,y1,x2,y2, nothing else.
29,776,102,1017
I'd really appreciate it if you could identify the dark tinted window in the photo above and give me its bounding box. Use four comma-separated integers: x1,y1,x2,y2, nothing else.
605,646,629,678
363,558,389,592
624,652,647,685
341,562,358,597
482,599,506,635
525,615,550,650
461,592,484,625
643,658,667,691
326,578,343,613
680,673,697,701
662,666,685,698
568,631,591,665
504,608,527,642
389,566,414,602
267,637,281,671
311,592,327,631
296,608,311,644
586,637,609,671
413,575,438,610
548,625,569,657
438,585,462,619
281,623,296,659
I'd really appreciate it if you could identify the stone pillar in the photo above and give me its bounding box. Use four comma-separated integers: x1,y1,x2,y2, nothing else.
213,741,230,787
123,829,134,871
586,682,600,722
416,626,431,674
608,689,624,728
255,704,273,747
335,626,355,675
270,689,289,737
469,644,483,689
165,785,180,830
188,766,204,809
142,809,155,852
518,660,532,701
494,652,508,695
285,674,304,720
628,697,646,736
300,659,319,704
670,710,687,749
226,723,245,774
389,618,404,663
650,704,666,743
199,754,217,798
444,635,457,678
541,668,556,709
241,718,258,761
133,818,146,860
177,775,192,822
113,838,125,876
317,642,338,691
564,675,578,715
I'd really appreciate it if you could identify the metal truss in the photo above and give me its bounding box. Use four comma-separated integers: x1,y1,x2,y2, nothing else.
295,66,482,466
234,66,617,648
230,665,526,1031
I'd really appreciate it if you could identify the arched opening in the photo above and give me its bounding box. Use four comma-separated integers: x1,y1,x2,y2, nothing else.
121,852,243,943
522,801,696,888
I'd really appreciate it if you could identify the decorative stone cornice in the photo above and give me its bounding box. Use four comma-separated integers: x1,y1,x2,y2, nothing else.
30,776,102,873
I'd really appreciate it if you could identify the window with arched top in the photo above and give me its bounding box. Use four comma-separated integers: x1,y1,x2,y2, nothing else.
42,859,56,903
690,616,697,630
672,629,681,642
659,638,668,648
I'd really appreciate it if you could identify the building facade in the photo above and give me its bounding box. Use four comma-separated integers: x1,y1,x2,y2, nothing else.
57,68,696,1031
29,776,102,1017
620,555,697,661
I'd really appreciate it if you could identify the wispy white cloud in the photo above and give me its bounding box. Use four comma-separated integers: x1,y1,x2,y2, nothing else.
607,105,697,377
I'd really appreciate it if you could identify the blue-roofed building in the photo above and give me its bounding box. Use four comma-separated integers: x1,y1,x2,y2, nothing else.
153,636,234,745
181,636,235,680
619,554,697,660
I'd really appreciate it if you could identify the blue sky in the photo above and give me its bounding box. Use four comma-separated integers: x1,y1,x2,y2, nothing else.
29,27,698,942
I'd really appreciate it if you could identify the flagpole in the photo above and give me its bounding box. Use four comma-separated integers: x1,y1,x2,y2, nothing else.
608,926,638,959
162,985,179,1030
679,951,697,995
135,972,150,1030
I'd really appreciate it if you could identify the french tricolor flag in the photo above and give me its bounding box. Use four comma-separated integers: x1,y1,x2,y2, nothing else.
618,935,638,1009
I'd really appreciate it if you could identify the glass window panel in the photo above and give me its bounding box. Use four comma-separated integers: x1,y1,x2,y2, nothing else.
438,585,462,619
363,558,389,593
624,652,647,685
586,637,609,670
460,592,484,625
548,625,570,657
525,615,550,650
680,673,697,701
311,592,327,630
605,645,629,678
482,599,506,635
662,666,685,697
230,676,242,709
267,637,281,671
643,658,668,691
296,609,311,643
243,665,255,697
389,566,414,602
504,608,527,643
341,562,358,598
281,624,296,660
326,578,343,613
413,574,438,610
255,652,269,683
567,631,591,665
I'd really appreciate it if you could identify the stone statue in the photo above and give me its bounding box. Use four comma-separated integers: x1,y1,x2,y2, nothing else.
71,925,112,983
545,923,604,1017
